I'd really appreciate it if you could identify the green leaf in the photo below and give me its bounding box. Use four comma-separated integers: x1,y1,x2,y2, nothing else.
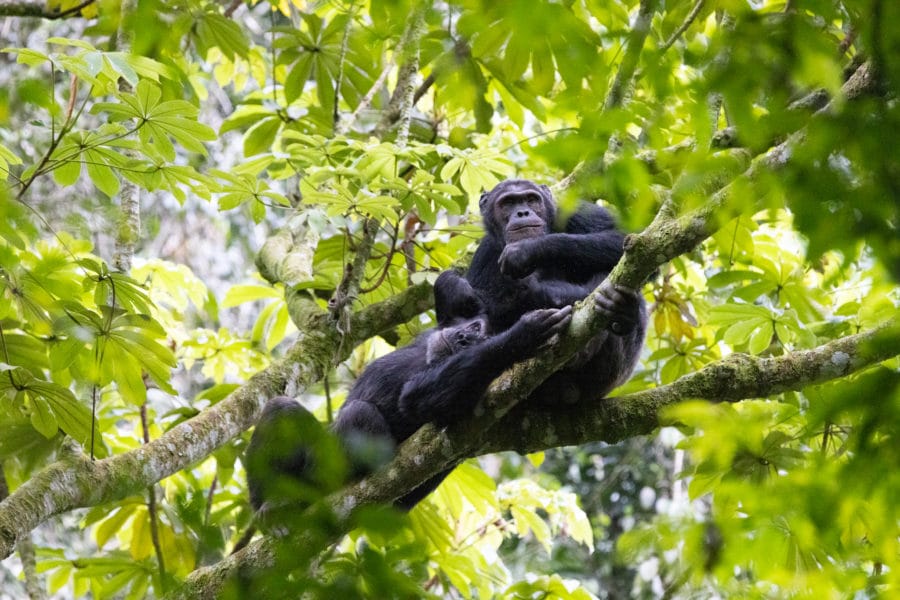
220,104,278,135
243,117,282,157
511,504,553,553
222,283,281,307
284,53,314,104
0,142,23,179
6,48,50,67
747,321,774,354
85,156,120,197
194,12,250,61
29,395,58,438
28,380,95,449
531,38,555,95
104,53,139,86
52,154,82,186
94,507,136,550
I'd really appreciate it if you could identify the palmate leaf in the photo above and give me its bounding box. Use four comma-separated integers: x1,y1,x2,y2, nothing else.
104,313,177,403
193,12,250,61
0,142,22,180
211,169,287,220
97,273,155,316
54,302,175,405
120,161,215,204
0,366,100,453
277,13,378,108
27,380,97,450
92,80,215,161
47,130,131,197
709,303,775,354
440,149,513,200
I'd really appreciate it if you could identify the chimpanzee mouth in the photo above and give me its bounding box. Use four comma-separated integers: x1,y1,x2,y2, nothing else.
507,225,543,240
509,224,543,233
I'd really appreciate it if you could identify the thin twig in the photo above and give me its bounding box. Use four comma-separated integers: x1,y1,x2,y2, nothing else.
660,0,705,53
605,0,658,111
141,403,168,589
374,10,425,140
223,0,242,18
332,2,356,132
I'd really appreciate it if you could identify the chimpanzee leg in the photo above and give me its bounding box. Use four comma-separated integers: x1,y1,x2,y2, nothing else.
333,400,397,479
245,397,347,510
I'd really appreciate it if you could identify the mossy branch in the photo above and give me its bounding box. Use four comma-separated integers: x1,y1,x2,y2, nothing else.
483,321,900,453
0,286,433,560
0,0,94,19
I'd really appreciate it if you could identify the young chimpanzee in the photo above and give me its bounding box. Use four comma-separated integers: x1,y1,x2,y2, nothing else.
245,270,572,513
450,178,648,404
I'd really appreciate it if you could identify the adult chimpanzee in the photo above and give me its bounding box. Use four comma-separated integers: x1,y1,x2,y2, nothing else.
452,178,648,403
245,270,572,512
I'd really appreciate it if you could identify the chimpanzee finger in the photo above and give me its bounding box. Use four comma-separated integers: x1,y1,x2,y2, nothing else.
546,305,573,331
595,282,641,334
530,306,572,343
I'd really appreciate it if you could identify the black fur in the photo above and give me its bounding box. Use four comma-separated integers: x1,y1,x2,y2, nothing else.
245,270,571,511
464,178,648,403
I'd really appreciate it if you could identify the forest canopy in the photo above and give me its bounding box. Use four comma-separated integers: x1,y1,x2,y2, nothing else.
0,0,898,598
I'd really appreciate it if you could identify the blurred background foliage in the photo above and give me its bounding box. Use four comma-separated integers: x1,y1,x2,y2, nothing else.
0,0,898,598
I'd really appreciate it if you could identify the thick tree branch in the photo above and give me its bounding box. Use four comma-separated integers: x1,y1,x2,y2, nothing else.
170,319,899,598
604,0,658,111
0,286,433,560
112,0,141,273
483,321,900,453
168,61,895,588
374,9,426,139
0,0,94,19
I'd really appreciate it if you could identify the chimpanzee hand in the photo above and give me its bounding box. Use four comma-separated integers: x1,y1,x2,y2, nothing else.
507,305,573,351
594,280,643,336
498,239,539,279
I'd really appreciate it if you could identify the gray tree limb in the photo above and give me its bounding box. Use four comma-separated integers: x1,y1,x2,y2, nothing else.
484,321,900,453
0,0,94,19
168,315,899,599
0,283,433,560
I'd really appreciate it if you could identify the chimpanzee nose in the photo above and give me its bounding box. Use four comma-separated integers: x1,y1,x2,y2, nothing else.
516,209,530,217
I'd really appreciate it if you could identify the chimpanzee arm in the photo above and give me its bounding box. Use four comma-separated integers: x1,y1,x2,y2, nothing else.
333,399,396,478
245,397,348,510
433,269,483,326
499,229,625,280
397,307,572,427
519,273,605,308
499,204,626,280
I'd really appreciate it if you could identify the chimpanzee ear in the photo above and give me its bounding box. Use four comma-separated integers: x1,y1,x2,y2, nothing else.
540,184,552,198
479,191,490,210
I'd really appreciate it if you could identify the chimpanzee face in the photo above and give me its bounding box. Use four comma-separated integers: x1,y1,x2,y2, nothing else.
425,317,488,364
480,180,553,243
